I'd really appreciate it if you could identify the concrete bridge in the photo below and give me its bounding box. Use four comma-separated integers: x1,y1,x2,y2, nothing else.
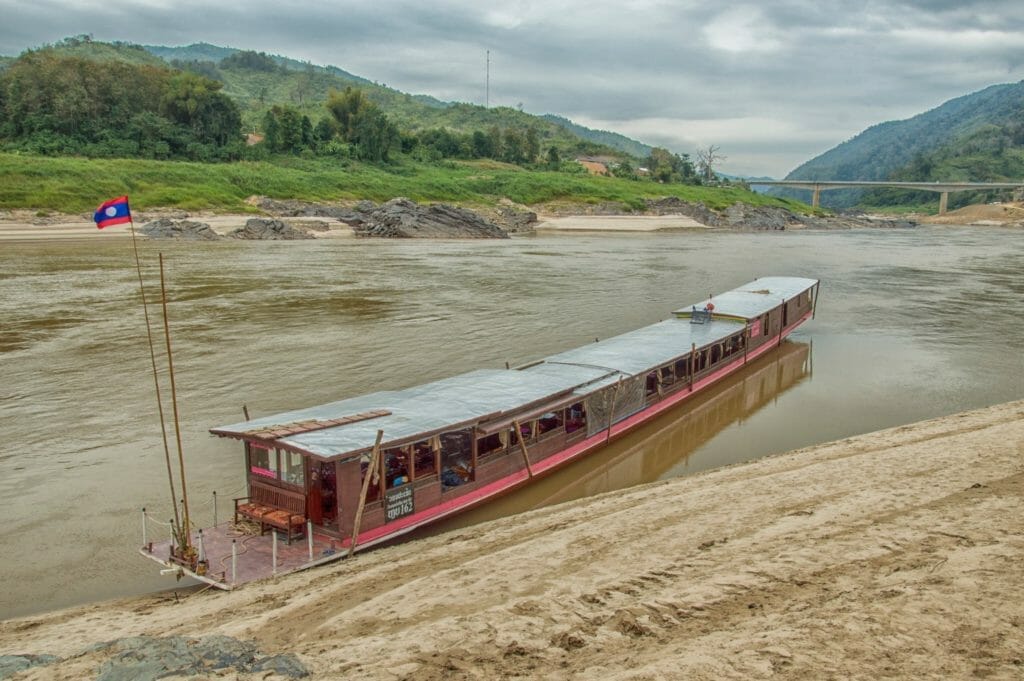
751,180,1024,214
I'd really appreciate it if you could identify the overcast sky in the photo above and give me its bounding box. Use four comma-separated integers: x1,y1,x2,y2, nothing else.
2,0,1023,177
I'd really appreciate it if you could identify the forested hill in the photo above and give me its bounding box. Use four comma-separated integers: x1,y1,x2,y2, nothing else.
541,115,652,159
55,38,651,160
782,80,1024,208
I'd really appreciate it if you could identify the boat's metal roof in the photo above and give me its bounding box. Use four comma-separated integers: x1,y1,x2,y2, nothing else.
676,276,818,319
212,277,817,459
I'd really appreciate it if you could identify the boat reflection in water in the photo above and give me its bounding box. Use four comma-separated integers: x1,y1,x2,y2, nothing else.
408,339,812,539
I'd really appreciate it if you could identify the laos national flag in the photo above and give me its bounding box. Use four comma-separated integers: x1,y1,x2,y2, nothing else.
94,195,131,229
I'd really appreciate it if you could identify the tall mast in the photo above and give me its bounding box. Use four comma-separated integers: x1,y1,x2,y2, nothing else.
158,254,192,556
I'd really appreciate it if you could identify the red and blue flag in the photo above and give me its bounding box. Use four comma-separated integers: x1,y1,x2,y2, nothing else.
94,195,131,229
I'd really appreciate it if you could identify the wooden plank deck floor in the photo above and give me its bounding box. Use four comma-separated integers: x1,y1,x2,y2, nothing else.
141,522,345,588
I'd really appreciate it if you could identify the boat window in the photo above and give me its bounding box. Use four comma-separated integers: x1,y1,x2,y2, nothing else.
674,358,689,379
282,450,304,486
477,432,504,458
361,452,381,502
249,444,278,480
710,345,722,365
695,349,708,372
566,403,586,433
385,447,410,488
645,371,658,396
413,440,436,477
659,365,675,386
440,429,474,490
537,410,564,436
513,420,536,445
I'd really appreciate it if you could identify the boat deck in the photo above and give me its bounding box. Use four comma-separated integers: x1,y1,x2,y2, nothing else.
140,523,347,589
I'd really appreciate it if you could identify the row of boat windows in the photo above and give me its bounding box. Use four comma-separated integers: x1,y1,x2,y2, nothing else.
360,402,589,501
644,331,748,396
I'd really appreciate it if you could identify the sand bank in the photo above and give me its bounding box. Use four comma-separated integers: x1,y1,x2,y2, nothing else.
1,399,1021,679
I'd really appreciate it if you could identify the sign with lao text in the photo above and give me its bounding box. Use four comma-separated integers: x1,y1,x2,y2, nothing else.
385,485,414,523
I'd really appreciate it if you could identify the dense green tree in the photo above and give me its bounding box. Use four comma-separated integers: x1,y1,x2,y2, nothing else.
546,145,561,168
502,128,526,164
160,72,242,147
325,87,398,161
525,127,540,163
645,147,698,184
471,130,492,158
219,50,279,72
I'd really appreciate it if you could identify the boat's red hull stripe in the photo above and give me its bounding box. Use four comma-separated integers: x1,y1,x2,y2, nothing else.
342,309,813,550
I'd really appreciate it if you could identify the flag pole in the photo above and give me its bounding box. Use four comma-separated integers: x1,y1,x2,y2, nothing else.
127,217,183,545
158,253,193,558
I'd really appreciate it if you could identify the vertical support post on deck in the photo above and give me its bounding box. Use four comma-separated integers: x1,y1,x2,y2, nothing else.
512,419,535,478
307,520,314,561
689,343,696,391
272,529,278,576
142,508,147,549
212,491,218,528
778,299,785,348
812,281,820,320
169,519,175,552
605,377,622,444
198,529,206,564
231,540,237,584
349,429,385,558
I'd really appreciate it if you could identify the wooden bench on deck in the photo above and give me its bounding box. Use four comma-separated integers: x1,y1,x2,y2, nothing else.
234,479,307,544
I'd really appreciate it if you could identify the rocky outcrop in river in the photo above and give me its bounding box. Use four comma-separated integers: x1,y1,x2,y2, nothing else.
228,218,315,240
341,198,510,238
139,219,222,240
644,197,916,230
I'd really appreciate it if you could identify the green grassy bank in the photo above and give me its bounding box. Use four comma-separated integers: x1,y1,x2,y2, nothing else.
0,153,811,215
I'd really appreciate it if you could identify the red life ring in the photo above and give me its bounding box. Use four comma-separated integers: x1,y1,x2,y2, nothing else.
706,302,715,311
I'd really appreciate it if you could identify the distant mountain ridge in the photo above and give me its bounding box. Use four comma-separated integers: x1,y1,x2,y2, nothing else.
782,80,1024,207
140,42,651,158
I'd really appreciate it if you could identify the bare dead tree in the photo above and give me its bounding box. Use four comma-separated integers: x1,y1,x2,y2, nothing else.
696,145,726,183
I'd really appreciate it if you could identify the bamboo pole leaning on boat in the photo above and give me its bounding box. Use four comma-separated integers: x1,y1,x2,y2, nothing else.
512,419,534,478
349,430,385,557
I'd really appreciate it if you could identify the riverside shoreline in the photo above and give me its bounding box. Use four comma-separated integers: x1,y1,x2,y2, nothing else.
2,399,1021,679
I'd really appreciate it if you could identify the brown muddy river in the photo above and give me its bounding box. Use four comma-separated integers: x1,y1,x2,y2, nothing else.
1,226,1022,618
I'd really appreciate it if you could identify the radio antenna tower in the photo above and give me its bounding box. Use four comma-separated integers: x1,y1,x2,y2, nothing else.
486,50,490,108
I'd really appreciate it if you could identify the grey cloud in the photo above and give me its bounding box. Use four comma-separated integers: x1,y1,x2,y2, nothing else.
1,0,1023,176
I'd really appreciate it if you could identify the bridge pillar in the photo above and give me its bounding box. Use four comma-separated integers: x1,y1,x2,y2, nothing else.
939,192,948,215
812,185,821,209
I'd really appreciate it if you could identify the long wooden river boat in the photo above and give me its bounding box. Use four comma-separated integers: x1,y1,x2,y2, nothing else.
141,276,819,588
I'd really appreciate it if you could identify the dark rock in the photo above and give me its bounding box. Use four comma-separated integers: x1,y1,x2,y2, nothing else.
352,198,509,239
249,196,356,220
493,205,539,233
0,654,59,679
644,198,721,225
94,634,309,681
139,219,222,241
228,218,315,240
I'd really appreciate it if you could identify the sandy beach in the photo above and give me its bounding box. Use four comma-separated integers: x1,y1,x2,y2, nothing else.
1,399,1021,679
